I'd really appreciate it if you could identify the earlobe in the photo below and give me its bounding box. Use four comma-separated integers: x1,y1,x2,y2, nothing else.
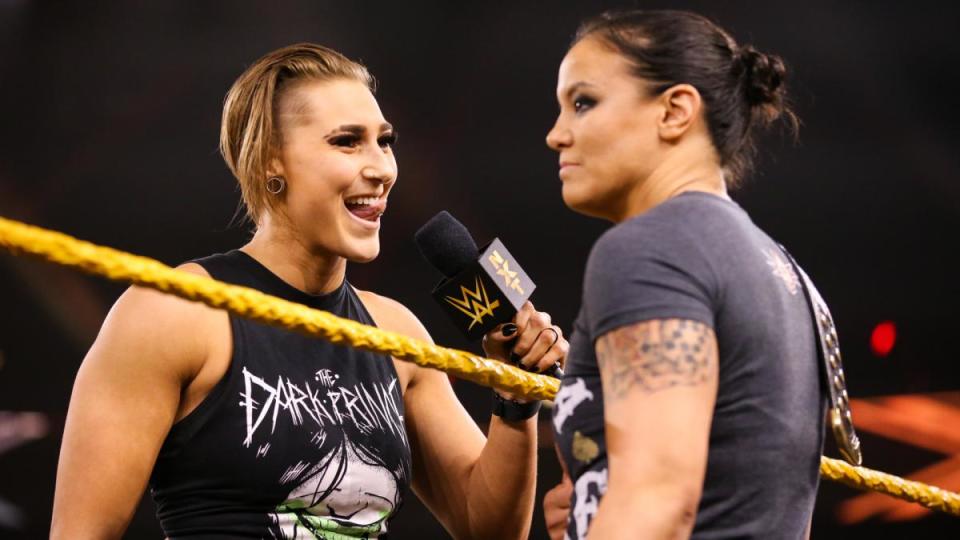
658,84,701,141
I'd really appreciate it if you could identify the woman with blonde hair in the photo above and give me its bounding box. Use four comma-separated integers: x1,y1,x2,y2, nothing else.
51,43,566,539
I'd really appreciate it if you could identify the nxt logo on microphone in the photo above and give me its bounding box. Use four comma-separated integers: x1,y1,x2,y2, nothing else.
444,276,500,330
488,250,525,295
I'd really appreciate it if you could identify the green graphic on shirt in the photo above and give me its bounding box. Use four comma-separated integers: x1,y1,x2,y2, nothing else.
274,499,389,539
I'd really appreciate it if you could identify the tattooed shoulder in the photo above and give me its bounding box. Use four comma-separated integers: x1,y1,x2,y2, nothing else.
596,319,716,401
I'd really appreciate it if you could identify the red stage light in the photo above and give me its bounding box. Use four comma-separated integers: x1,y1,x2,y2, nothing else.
870,321,897,357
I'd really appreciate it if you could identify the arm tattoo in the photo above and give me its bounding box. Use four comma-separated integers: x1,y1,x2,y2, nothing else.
597,319,716,402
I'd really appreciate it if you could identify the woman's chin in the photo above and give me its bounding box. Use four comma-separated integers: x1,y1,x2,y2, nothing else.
562,184,602,218
345,241,380,263
563,193,619,222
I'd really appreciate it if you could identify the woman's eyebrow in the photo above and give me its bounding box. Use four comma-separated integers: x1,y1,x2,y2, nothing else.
325,123,394,136
326,124,367,136
563,81,597,100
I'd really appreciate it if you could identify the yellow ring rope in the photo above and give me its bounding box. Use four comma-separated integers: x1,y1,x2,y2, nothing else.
1,215,958,517
820,456,960,515
0,216,558,400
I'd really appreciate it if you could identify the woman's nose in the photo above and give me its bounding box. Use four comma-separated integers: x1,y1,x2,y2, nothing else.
361,163,395,185
546,119,572,151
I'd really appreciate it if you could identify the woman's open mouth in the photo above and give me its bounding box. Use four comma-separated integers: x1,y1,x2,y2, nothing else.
344,196,386,223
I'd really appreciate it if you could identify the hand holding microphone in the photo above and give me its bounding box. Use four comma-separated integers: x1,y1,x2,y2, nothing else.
481,302,567,377
414,211,567,378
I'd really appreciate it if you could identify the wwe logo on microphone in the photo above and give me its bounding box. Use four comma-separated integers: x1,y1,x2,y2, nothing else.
444,276,501,330
428,238,534,340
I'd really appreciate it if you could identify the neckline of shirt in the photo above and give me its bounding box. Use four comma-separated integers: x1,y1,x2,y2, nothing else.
227,249,350,310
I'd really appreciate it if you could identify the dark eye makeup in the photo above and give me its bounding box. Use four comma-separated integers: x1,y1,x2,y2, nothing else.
378,131,398,148
573,95,597,113
328,134,360,148
326,130,397,149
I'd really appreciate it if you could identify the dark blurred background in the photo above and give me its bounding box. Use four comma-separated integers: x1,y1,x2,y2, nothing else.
1,0,958,538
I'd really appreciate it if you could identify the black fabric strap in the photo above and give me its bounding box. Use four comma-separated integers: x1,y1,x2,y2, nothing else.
491,393,541,422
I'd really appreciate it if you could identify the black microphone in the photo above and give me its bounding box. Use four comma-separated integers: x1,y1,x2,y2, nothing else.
415,211,562,378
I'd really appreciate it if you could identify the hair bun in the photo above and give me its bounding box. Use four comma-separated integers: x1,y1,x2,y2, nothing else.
739,45,786,107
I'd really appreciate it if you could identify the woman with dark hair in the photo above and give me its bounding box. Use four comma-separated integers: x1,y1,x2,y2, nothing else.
51,43,566,539
544,10,822,539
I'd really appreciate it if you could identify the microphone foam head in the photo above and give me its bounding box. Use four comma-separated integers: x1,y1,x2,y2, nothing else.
414,211,479,278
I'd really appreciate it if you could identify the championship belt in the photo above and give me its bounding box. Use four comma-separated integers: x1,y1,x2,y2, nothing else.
778,245,863,466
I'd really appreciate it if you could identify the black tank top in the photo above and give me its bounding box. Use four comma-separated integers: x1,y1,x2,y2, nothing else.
149,250,412,539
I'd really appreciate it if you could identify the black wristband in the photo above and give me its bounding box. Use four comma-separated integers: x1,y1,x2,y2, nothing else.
491,392,541,422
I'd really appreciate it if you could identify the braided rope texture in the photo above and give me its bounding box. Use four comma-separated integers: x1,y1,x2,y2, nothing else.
1,215,958,517
821,456,960,515
0,216,558,400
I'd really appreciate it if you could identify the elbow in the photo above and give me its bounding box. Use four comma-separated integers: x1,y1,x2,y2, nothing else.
51,503,125,540
610,481,702,538
658,484,702,536
51,519,119,540
460,506,533,540
676,489,701,531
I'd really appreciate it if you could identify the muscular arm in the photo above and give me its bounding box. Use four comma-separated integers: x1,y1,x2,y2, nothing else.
586,319,718,540
406,366,538,540
360,293,541,540
51,265,216,539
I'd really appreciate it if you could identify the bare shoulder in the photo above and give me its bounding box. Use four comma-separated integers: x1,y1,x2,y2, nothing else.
112,262,209,311
52,262,228,535
355,289,432,343
354,289,440,393
93,262,223,381
107,263,216,335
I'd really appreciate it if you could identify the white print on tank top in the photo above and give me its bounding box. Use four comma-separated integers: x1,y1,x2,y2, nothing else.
568,468,608,540
240,367,407,450
239,366,408,539
553,377,594,433
271,438,401,538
